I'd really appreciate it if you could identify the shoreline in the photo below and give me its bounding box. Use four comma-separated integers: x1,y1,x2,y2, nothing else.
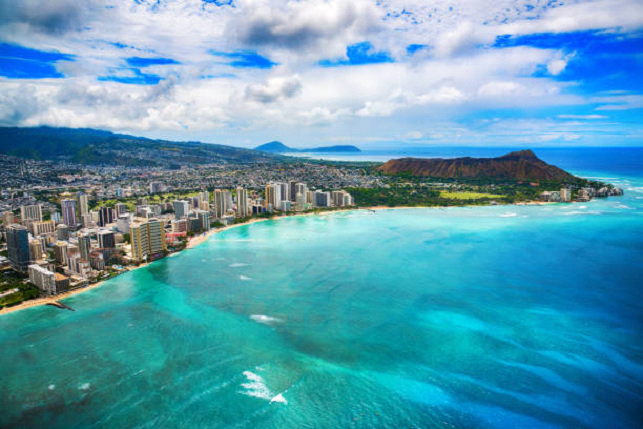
0,200,573,316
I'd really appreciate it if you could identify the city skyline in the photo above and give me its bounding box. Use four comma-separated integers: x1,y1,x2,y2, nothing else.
0,0,642,148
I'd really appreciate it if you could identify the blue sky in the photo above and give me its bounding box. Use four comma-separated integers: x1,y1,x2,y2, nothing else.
0,0,641,148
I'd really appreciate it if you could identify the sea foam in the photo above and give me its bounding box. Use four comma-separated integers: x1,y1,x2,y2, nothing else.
239,371,288,405
250,314,283,325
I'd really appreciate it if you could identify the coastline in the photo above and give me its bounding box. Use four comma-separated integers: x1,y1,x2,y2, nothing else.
0,201,571,316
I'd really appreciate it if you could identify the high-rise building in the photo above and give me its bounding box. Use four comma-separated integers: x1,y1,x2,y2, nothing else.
187,216,202,232
50,211,61,224
76,192,89,217
289,180,299,202
198,191,210,206
54,241,69,266
30,220,55,236
264,183,282,210
130,219,166,261
78,234,92,261
29,239,42,261
295,183,308,200
236,187,249,218
61,199,77,227
2,210,14,227
28,264,56,295
56,224,69,241
280,200,292,211
560,186,572,202
98,230,115,248
171,219,188,233
213,190,228,218
149,181,164,194
81,213,94,228
114,203,128,217
173,200,190,220
314,191,331,207
278,183,289,203
6,225,31,272
68,255,91,278
98,206,115,227
55,273,70,293
295,192,306,211
196,210,210,231
20,204,42,222
117,214,132,233
332,190,352,207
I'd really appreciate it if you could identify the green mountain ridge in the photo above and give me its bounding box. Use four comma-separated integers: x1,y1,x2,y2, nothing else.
0,127,276,167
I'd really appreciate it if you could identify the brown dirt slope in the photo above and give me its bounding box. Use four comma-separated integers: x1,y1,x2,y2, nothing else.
377,150,575,181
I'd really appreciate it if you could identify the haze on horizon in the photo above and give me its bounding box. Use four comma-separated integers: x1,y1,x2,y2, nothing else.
0,0,642,149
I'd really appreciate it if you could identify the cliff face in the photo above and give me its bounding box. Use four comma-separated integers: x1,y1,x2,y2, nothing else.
377,150,575,181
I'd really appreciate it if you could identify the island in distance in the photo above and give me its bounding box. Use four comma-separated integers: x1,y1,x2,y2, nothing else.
255,141,361,153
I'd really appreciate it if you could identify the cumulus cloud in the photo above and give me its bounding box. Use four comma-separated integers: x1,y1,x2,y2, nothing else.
234,0,380,51
0,0,92,35
244,75,302,103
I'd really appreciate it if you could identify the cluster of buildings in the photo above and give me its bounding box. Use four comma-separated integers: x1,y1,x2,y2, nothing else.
1,180,353,297
540,185,624,203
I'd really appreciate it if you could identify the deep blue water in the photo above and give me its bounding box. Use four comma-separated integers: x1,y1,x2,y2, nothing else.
0,148,642,428
288,146,643,176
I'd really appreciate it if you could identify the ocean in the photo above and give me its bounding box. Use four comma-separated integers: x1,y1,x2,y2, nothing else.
0,147,642,428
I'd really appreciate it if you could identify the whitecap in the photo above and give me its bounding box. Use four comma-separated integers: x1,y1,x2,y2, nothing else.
578,205,588,209
270,393,288,404
229,263,249,267
79,383,91,391
240,371,271,400
250,314,283,325
499,212,517,217
240,275,252,281
563,210,602,216
48,384,55,390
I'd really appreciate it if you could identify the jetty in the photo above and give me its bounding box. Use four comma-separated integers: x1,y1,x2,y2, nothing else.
46,301,75,311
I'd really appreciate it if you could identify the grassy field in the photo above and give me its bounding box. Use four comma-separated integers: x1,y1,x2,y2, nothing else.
440,191,503,200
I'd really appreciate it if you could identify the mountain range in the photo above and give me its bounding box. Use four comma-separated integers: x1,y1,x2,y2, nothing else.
0,127,275,167
378,150,576,181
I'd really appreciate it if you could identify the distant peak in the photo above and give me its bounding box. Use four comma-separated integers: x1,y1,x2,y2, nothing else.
501,149,537,160
254,141,290,152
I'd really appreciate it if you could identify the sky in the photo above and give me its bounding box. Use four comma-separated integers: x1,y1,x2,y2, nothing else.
0,0,642,149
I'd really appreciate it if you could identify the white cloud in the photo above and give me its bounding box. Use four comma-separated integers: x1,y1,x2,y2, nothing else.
557,114,608,119
244,75,302,103
0,0,640,146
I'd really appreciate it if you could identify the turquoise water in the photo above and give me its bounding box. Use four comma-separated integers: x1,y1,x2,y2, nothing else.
1,158,643,428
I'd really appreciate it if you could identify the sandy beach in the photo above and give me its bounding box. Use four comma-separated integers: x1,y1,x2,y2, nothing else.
0,279,107,316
